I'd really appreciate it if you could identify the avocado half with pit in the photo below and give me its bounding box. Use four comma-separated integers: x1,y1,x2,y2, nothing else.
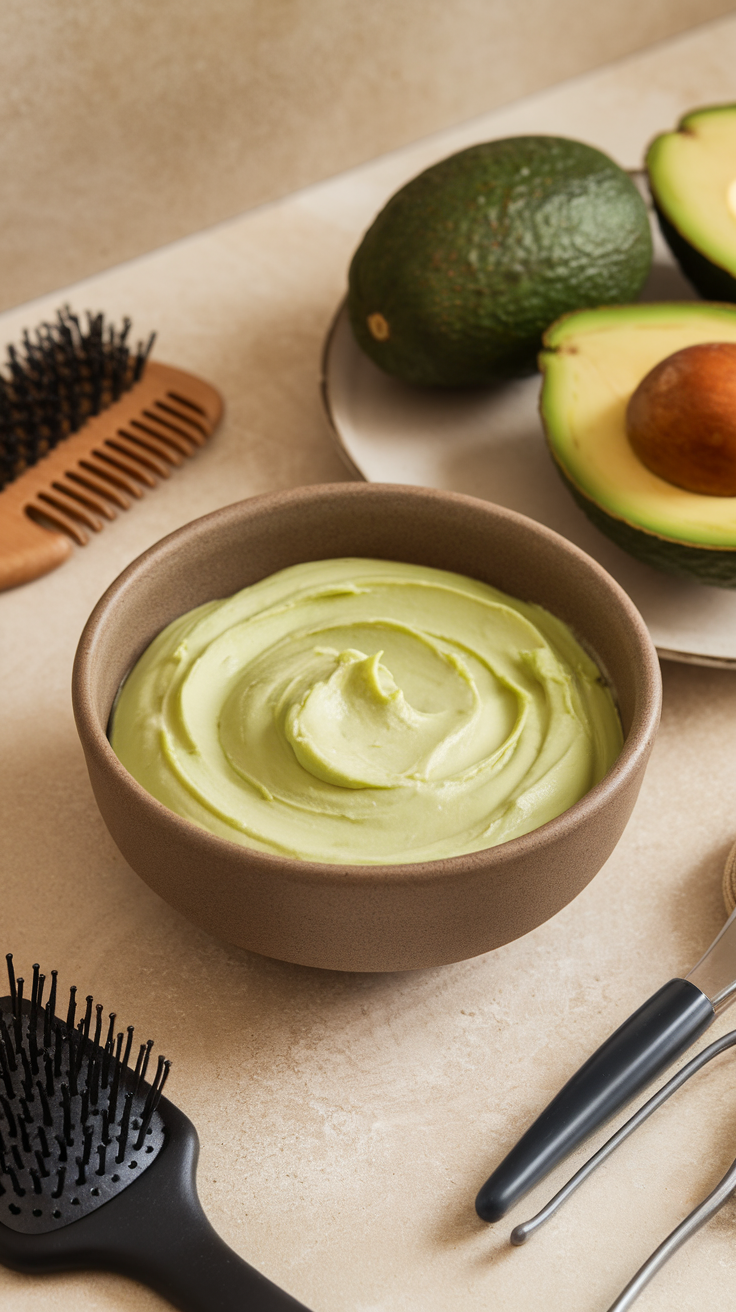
539,302,736,588
647,104,736,301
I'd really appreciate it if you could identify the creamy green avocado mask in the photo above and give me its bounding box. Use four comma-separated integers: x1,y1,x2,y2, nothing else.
110,559,622,865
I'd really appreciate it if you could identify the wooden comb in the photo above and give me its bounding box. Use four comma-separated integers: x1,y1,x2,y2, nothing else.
0,353,223,592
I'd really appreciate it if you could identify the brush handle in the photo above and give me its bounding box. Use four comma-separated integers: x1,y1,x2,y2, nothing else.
0,1098,312,1312
94,1103,313,1312
105,1162,311,1312
475,978,715,1223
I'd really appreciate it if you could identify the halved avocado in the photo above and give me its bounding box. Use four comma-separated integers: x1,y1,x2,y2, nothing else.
647,104,736,301
539,303,736,588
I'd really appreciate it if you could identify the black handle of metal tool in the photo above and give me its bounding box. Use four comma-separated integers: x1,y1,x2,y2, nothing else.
475,978,715,1223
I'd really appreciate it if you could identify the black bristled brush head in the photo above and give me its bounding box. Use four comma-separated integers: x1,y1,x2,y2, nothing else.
0,954,311,1312
0,953,169,1234
0,307,155,492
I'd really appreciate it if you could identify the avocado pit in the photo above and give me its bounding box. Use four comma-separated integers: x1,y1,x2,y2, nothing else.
625,342,736,496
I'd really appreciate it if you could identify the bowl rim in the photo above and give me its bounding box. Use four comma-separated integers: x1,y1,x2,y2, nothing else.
72,482,662,886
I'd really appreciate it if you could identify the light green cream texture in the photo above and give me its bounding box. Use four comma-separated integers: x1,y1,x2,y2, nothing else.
110,558,623,865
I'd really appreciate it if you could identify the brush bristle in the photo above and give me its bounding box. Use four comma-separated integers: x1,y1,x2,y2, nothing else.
0,954,170,1235
0,308,155,492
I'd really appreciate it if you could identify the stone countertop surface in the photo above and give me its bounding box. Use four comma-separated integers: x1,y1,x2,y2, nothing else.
3,15,736,1310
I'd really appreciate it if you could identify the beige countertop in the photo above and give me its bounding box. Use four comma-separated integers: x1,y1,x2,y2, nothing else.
4,15,736,1310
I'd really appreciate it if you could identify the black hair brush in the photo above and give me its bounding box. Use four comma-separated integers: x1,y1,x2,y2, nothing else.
0,306,223,592
0,954,312,1311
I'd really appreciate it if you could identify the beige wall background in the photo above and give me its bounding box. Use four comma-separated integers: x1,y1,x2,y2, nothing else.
1,0,734,313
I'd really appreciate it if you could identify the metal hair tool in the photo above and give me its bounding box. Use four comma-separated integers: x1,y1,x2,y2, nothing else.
509,1024,736,1310
476,868,736,1223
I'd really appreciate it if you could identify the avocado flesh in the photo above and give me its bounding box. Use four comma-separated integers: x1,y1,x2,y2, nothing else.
539,303,736,587
648,105,736,301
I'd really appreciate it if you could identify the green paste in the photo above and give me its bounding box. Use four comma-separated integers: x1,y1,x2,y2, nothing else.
110,558,623,864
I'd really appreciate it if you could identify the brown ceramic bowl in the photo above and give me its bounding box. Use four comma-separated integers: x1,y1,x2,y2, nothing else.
72,483,661,972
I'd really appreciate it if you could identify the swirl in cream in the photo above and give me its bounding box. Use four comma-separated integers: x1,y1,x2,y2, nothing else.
110,559,622,864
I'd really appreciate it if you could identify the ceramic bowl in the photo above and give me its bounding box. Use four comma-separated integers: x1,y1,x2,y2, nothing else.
72,483,661,972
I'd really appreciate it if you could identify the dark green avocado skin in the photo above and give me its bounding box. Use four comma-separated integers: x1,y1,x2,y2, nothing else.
348,137,652,388
559,470,736,589
654,204,736,302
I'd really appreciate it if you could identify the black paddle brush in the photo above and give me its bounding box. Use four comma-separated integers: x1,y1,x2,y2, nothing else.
0,954,312,1311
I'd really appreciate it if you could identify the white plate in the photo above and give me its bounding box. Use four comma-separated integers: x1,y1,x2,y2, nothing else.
321,239,736,667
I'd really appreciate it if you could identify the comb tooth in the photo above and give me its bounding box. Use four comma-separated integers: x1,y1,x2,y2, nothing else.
118,425,185,466
51,1165,65,1199
75,1016,89,1080
30,964,40,1013
82,1122,93,1167
149,404,208,446
19,1048,33,1099
102,1014,116,1088
6,956,16,1011
0,1013,16,1070
132,416,195,456
116,1092,133,1162
28,1021,39,1076
66,985,77,1030
0,1038,16,1100
43,999,52,1051
133,1039,153,1096
36,1125,50,1158
60,1084,73,1145
122,1026,134,1071
44,1050,54,1096
53,1021,63,1078
165,388,207,418
132,1042,145,1087
91,445,157,488
35,489,102,532
158,394,210,437
36,1080,52,1127
134,1054,168,1149
48,970,57,1020
92,1003,103,1050
96,1141,107,1176
66,468,130,510
18,1117,31,1154
79,457,143,499
82,994,93,1042
14,979,24,1047
68,1030,80,1097
103,434,170,479
8,1167,24,1197
1,1096,17,1137
107,1033,124,1122
26,501,89,546
52,477,116,520
89,1051,102,1107
101,1012,115,1086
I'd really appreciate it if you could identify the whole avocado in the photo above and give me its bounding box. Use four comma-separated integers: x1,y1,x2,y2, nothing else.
348,136,652,387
